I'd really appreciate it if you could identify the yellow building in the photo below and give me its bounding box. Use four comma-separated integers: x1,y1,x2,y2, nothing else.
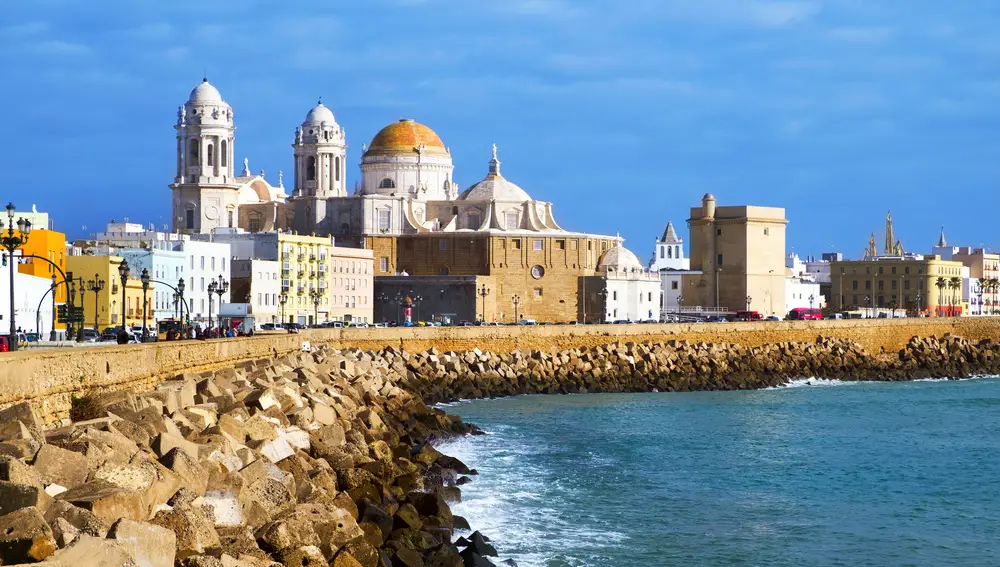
830,256,964,316
66,255,155,331
683,193,787,314
278,233,336,325
15,228,67,333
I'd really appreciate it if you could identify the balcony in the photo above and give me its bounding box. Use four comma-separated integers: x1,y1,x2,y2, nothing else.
318,264,327,273
297,286,305,295
281,285,290,293
297,254,306,262
297,270,305,278
309,255,316,263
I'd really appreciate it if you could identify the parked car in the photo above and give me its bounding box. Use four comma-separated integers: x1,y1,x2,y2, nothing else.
81,329,101,342
0,336,9,352
787,307,823,320
765,315,782,321
518,319,538,325
707,316,728,323
374,322,388,328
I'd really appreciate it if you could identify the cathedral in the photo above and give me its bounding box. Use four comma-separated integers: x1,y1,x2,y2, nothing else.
169,79,658,322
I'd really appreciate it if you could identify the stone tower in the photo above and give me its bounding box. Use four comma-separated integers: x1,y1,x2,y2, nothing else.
171,79,240,234
291,100,348,234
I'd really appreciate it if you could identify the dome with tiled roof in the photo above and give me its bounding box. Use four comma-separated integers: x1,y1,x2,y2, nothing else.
598,245,643,272
365,119,448,156
459,145,531,202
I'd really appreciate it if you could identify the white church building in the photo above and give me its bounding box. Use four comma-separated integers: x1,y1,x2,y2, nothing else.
649,221,700,317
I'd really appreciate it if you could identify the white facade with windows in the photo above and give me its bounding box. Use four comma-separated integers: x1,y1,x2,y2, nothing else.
180,239,231,324
232,259,280,324
598,245,662,322
117,247,186,325
649,221,689,271
0,269,58,339
784,277,825,316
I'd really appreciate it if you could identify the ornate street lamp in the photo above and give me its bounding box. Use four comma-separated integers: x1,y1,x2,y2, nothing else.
87,274,105,335
309,289,321,326
279,293,288,326
746,295,752,312
207,274,228,329
376,293,388,323
118,259,130,336
809,294,815,310
512,294,520,323
2,203,31,350
140,268,150,341
177,277,186,324
477,284,490,322
410,292,423,322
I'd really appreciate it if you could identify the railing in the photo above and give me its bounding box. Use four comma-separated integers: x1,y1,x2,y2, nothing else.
297,254,306,262
676,306,730,315
309,255,316,262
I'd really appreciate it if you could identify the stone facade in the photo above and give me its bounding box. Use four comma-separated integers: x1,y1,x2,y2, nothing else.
830,256,966,316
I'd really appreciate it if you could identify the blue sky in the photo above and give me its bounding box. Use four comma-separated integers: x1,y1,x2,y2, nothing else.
2,0,998,260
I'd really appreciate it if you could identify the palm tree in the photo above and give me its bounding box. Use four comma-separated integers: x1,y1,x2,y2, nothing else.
935,277,947,317
949,276,962,316
987,278,1000,315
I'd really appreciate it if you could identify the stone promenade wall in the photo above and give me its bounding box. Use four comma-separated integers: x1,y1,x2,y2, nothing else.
2,318,998,422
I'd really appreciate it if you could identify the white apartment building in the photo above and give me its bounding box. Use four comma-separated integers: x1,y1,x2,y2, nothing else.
231,259,280,324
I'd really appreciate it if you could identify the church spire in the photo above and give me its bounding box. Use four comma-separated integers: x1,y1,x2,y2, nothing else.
661,221,680,243
937,226,947,248
884,211,895,255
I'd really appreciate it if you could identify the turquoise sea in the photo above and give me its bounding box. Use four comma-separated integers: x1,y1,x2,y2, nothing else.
437,377,1000,567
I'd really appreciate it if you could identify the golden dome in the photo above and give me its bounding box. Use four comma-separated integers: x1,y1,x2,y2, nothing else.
365,119,448,156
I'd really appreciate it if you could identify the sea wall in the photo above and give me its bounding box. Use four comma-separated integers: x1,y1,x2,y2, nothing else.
2,317,998,422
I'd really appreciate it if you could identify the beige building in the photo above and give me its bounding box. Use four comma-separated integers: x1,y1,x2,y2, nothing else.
327,246,374,324
66,254,155,331
830,256,965,316
683,194,786,314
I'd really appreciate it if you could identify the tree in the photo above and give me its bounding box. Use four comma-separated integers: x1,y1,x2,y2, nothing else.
935,277,947,316
949,276,962,316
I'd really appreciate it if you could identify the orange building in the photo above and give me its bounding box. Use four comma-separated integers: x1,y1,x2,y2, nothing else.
15,228,67,332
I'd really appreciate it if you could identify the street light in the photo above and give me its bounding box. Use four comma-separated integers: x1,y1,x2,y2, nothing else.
140,268,150,341
512,294,520,323
864,295,871,318
597,288,609,323
309,289,321,326
809,294,815,310
208,275,229,330
410,292,423,322
376,293,388,323
118,259,130,336
279,293,288,325
87,274,105,336
975,282,984,316
746,295,752,312
477,284,490,322
2,202,31,350
177,277,187,325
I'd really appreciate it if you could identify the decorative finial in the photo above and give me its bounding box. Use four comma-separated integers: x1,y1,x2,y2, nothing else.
492,143,498,161
488,143,501,177
242,157,250,176
278,170,284,187
317,97,322,105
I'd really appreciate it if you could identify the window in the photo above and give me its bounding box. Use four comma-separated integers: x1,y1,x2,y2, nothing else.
891,267,897,274
671,281,679,290
717,254,723,266
200,277,205,291
467,211,481,230
533,288,542,297
879,267,884,274
716,229,722,236
221,139,228,167
905,267,910,274
667,247,672,259
306,157,316,181
764,228,769,236
439,240,448,251
257,293,262,305
905,280,911,290
891,280,897,290
200,256,205,269
612,291,618,301
380,257,389,273
379,178,395,189
248,217,261,233
865,280,871,290
571,241,578,250
335,156,341,181
207,143,215,166
227,210,233,228
185,209,195,230
211,257,216,270
660,248,665,259
189,138,200,164
505,212,518,230
533,240,543,251
852,280,858,291
378,209,391,232
556,240,565,251
221,258,226,271
512,239,521,250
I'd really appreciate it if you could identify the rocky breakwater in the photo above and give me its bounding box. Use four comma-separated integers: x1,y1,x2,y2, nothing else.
400,334,1000,403
0,347,493,567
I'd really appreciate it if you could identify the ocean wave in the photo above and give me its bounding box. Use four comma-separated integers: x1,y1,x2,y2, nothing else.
766,377,859,389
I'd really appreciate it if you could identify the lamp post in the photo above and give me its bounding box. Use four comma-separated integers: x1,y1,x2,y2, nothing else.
716,267,722,311
477,284,490,322
173,291,180,320
376,293,388,323
975,282,983,316
50,274,57,341
210,275,229,330
864,295,871,319
178,277,186,325
140,268,150,341
207,280,217,329
279,293,287,326
409,292,423,322
393,292,404,322
512,294,520,323
746,295,752,312
309,289,321,326
87,274,105,335
916,294,922,317
597,288,609,323
2,203,31,350
809,294,815,310
118,259,130,336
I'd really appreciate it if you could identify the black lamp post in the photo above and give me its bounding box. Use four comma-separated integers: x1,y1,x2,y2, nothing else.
597,288,609,323
309,289,321,326
512,294,520,323
208,274,228,329
172,291,180,320
746,295,752,312
975,282,983,316
177,277,186,325
279,293,287,326
393,292,404,322
49,274,57,341
477,284,490,322
118,259,130,336
2,203,31,350
376,293,388,323
410,292,423,322
809,294,815,310
864,295,871,318
87,274,105,335
140,268,150,341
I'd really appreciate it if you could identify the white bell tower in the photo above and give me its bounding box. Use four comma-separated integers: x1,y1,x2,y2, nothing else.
291,100,347,234
170,79,241,234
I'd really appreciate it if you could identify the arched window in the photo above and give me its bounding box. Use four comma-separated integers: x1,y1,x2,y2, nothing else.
439,266,450,276
667,247,672,259
207,143,215,167
306,156,316,181
676,245,681,258
467,211,481,230
189,138,200,164
379,178,395,189
660,247,664,259
335,157,341,181
221,139,228,167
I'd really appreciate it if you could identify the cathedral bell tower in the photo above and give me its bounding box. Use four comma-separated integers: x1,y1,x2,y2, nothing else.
170,79,240,234
291,100,347,234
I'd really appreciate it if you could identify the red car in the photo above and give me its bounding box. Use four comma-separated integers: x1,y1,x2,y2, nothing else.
787,307,823,320
0,337,9,352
